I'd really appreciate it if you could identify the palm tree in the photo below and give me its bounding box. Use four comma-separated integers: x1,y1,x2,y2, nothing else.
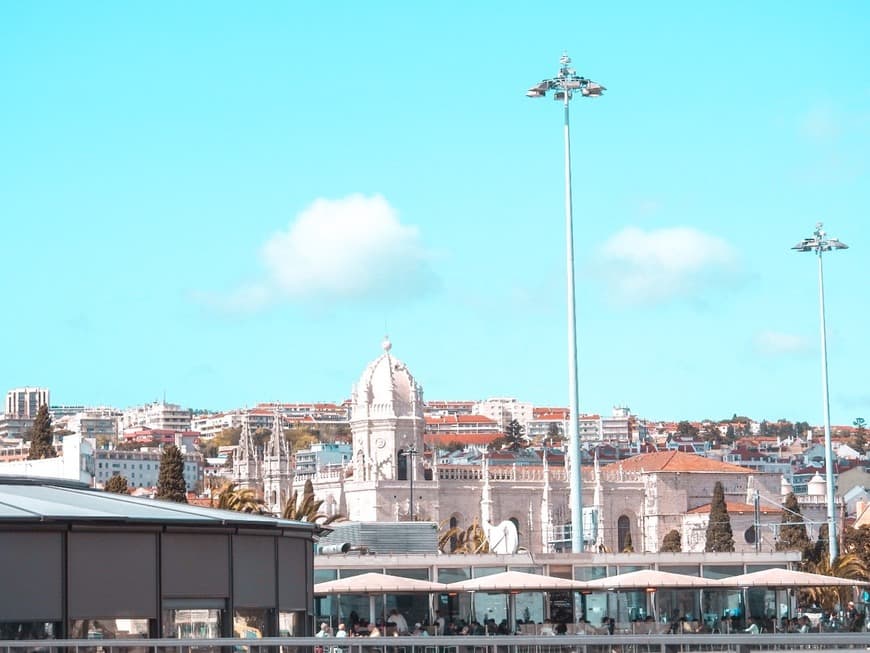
281,488,344,526
438,517,490,554
215,482,267,514
801,553,869,613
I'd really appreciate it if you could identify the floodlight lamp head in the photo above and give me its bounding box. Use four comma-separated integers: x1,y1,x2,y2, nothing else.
828,238,849,250
526,89,545,98
791,238,815,252
582,82,605,97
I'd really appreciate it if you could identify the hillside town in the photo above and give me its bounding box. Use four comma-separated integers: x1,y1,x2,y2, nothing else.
3,339,869,556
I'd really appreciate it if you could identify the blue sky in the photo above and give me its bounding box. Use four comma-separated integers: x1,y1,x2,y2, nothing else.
1,2,868,424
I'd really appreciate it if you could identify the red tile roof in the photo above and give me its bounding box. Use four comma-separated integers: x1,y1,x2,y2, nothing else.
424,433,501,445
688,501,782,514
603,450,750,474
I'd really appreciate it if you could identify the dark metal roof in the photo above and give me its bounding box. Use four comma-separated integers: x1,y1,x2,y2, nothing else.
0,476,316,531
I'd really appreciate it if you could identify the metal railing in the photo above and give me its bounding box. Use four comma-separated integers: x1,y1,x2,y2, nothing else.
3,633,870,653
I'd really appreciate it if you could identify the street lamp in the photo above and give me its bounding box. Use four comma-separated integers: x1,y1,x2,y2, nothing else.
527,53,605,553
792,222,848,564
402,444,418,521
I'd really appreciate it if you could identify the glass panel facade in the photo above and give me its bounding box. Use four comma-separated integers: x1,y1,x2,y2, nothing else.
69,618,150,639
438,568,470,626
161,608,223,639
0,621,60,641
278,610,306,637
233,608,268,638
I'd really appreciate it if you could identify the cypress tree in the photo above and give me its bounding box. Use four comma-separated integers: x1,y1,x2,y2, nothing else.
156,445,188,503
705,481,735,552
27,404,56,460
776,492,811,554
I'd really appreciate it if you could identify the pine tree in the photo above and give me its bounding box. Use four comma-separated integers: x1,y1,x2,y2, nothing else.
660,529,682,553
705,481,734,552
156,445,188,503
776,492,811,554
104,474,130,495
27,404,56,460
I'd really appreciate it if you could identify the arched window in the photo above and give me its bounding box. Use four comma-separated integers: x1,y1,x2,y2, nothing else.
617,515,632,552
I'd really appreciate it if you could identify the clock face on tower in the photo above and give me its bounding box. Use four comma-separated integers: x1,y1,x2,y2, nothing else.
375,438,386,448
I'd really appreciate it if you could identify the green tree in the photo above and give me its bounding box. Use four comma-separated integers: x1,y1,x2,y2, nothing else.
503,419,527,451
27,404,56,460
104,474,129,494
215,482,266,513
851,418,867,454
801,553,869,613
775,492,811,554
705,481,734,552
546,422,563,443
438,517,490,554
156,445,188,503
660,529,682,553
724,424,736,444
281,480,343,525
843,525,870,572
676,421,699,438
807,524,829,566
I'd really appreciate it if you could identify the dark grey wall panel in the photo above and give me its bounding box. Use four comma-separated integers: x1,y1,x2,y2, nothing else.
0,532,63,621
162,533,230,598
233,535,276,608
69,532,158,619
278,537,309,611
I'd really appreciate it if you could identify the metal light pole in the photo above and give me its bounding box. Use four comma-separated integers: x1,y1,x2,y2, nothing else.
792,222,848,564
402,444,418,521
527,54,604,553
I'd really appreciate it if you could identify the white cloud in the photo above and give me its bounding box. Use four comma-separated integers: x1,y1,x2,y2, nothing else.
754,330,811,357
595,226,738,305
206,194,435,312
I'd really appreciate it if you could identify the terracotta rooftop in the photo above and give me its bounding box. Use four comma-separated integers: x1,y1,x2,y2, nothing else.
688,501,782,515
603,450,750,474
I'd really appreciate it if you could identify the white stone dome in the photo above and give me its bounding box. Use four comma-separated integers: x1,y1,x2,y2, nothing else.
807,473,826,497
353,338,422,418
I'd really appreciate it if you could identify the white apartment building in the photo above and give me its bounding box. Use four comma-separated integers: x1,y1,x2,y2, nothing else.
62,408,121,440
192,411,245,438
0,434,94,484
472,398,533,430
5,387,50,418
122,401,192,432
424,414,500,435
294,442,352,478
95,448,203,490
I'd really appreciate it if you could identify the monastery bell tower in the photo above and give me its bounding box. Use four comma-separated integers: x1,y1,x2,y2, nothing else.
350,338,425,487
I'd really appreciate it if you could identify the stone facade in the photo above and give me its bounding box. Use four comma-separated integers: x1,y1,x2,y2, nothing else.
306,340,825,554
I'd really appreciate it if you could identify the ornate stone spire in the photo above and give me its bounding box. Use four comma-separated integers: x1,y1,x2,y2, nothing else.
480,448,492,525
233,418,260,491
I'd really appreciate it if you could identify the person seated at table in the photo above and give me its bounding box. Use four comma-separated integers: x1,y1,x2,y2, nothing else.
540,620,556,636
412,623,428,636
369,624,382,637
469,620,484,636
743,617,760,634
387,609,409,635
353,621,370,637
554,622,567,635
602,617,615,635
